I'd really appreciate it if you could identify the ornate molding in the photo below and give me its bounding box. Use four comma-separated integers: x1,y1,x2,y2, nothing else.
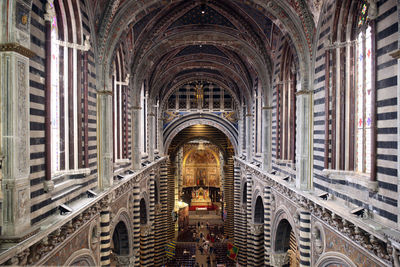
0,157,167,266
0,43,36,58
269,252,289,267
55,35,91,51
250,223,264,235
263,106,273,110
235,157,395,265
96,90,113,96
295,90,313,96
44,0,55,22
390,50,400,59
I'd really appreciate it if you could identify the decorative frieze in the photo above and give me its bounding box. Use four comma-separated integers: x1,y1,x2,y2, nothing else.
0,158,167,266
235,157,394,266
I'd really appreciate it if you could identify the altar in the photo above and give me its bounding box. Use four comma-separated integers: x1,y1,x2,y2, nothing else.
190,187,212,207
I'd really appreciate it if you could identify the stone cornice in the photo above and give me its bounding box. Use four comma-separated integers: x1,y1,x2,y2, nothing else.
96,90,113,96
235,157,396,266
0,43,36,58
389,50,400,59
0,157,167,266
295,90,312,96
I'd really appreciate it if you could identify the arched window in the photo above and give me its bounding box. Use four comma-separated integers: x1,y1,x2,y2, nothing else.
355,2,373,174
112,47,129,162
50,4,60,173
48,0,88,178
140,82,147,154
325,0,376,176
276,42,296,163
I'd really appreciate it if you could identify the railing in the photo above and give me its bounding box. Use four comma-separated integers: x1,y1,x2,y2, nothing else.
0,157,167,266
235,157,397,266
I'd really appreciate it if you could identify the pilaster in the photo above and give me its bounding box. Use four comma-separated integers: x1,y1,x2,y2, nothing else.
131,106,141,170
148,112,155,162
246,113,253,161
296,90,312,190
0,24,33,238
262,107,273,171
97,90,113,190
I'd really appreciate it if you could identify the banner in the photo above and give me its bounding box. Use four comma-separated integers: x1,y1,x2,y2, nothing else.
165,240,176,258
227,242,239,261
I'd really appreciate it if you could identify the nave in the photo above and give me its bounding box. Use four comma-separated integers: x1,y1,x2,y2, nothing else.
0,0,399,266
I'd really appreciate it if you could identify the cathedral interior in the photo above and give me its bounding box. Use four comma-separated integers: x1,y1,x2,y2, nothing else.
0,0,400,266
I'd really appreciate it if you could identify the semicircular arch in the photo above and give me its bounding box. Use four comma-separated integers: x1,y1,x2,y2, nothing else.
163,114,238,154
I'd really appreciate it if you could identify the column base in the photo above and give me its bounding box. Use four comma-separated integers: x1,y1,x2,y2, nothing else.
43,180,54,192
0,227,40,245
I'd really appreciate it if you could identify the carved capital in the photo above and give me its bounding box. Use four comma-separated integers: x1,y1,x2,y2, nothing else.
44,0,56,22
269,252,289,267
0,43,36,58
250,223,264,235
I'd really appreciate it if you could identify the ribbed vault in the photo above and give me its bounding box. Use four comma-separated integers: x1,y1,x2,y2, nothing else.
94,0,314,110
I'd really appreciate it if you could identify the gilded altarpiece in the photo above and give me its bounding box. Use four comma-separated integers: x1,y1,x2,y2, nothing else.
182,145,220,188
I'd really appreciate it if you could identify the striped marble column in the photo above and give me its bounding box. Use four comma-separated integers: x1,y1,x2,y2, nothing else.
148,173,156,265
154,163,168,266
233,163,241,243
132,186,141,267
252,223,265,266
224,156,234,239
246,172,255,266
100,200,111,266
140,225,152,266
264,186,272,266
299,210,311,267
233,163,247,265
167,159,176,241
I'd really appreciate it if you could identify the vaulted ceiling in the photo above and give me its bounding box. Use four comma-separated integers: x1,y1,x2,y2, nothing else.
92,0,318,107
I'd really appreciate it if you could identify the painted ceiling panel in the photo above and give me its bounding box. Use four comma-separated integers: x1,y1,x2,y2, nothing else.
168,4,236,29
175,45,228,58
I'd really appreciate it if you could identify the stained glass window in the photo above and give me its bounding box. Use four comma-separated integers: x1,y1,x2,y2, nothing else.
356,25,372,173
358,2,368,27
50,9,60,173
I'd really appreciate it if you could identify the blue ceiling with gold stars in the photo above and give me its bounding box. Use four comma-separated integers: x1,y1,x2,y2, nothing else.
169,5,236,29
175,45,228,58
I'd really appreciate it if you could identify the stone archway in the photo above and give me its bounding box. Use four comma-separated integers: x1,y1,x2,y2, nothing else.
111,221,130,256
64,249,97,266
271,209,300,267
140,198,147,225
254,196,264,224
315,252,357,267
246,195,265,266
275,219,292,253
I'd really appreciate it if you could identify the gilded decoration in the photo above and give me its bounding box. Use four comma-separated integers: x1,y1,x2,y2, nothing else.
222,111,238,123
163,111,180,124
322,223,383,267
16,2,30,32
182,146,220,188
